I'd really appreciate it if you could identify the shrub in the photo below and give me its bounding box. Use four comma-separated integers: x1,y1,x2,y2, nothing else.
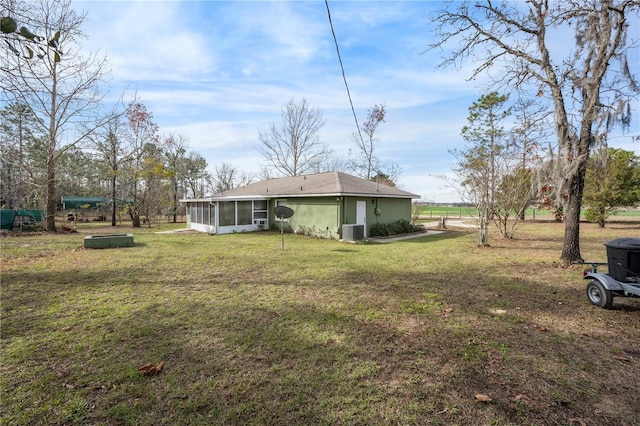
369,219,425,237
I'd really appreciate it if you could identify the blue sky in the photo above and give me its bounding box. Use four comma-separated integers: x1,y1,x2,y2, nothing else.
74,0,639,202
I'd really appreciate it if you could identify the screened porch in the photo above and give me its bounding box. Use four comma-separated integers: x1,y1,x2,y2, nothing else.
184,199,269,234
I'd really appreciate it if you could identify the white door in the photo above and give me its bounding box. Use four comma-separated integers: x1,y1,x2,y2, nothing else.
356,201,367,238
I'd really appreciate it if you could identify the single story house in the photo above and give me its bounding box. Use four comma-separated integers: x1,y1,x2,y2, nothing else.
180,171,420,240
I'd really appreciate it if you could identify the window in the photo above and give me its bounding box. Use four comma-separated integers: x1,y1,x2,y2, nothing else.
253,200,268,223
237,201,252,225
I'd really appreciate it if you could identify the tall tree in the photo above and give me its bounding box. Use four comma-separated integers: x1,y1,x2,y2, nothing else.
182,152,209,198
428,0,639,263
454,92,511,246
161,133,188,223
258,98,329,176
583,147,640,227
0,102,43,209
510,98,552,220
461,92,511,218
89,112,131,226
351,104,386,180
124,101,159,227
1,0,109,231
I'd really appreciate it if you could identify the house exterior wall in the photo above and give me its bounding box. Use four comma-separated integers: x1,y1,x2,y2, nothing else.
342,197,413,236
185,196,413,239
269,197,341,239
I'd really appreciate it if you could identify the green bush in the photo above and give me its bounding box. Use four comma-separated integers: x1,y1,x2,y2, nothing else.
370,219,425,237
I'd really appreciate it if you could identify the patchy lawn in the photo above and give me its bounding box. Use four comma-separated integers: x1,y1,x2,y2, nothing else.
1,221,639,425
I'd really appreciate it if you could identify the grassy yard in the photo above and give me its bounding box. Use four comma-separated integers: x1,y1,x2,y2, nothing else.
2,221,639,425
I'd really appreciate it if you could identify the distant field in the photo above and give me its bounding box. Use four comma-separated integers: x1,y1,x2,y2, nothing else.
418,205,640,220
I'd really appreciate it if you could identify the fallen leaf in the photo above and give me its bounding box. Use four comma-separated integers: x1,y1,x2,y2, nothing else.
475,393,492,403
513,394,528,401
612,355,632,363
138,361,164,376
568,418,586,426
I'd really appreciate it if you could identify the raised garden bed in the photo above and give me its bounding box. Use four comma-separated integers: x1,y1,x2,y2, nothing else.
84,233,134,249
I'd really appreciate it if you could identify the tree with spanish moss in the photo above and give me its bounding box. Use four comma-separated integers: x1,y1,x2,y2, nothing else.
428,0,639,263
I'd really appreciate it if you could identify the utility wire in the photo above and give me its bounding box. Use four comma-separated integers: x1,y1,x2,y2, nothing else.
324,0,366,148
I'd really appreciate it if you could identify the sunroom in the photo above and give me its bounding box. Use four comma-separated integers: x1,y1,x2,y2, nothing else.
183,198,269,234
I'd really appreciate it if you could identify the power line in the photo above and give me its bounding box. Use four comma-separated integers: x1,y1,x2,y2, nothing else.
324,0,365,148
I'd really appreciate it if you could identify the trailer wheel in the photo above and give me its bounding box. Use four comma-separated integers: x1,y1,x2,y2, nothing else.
586,280,614,309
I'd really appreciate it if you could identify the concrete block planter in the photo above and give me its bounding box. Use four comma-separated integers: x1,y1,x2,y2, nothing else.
84,233,134,249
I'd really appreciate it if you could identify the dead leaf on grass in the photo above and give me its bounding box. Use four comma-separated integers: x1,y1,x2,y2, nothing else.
568,418,587,426
612,355,632,363
138,361,164,375
474,393,492,403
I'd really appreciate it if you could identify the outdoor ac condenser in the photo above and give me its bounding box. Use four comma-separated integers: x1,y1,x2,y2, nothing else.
342,224,364,241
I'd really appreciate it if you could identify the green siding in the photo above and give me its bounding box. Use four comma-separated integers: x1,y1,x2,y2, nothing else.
268,196,412,240
270,197,341,239
343,197,412,236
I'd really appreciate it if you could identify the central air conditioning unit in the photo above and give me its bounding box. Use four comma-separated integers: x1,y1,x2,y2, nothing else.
342,224,365,241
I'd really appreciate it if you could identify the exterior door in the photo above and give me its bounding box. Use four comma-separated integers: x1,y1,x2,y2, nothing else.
356,200,367,238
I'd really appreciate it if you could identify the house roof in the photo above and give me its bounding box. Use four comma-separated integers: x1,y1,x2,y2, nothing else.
197,171,420,200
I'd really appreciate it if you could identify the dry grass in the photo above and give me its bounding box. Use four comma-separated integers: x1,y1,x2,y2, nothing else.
1,220,639,425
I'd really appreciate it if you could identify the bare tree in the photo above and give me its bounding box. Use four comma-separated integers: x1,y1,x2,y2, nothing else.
212,162,253,193
258,98,329,176
124,101,159,227
1,0,109,231
212,162,237,193
351,104,386,180
428,0,639,263
89,112,130,226
161,133,188,223
182,152,210,198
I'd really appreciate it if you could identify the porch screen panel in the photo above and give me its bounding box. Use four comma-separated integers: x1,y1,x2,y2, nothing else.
219,201,235,226
237,201,252,225
197,203,204,224
202,203,210,225
209,203,215,226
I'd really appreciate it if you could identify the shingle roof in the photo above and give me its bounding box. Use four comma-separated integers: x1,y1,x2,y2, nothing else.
210,171,419,199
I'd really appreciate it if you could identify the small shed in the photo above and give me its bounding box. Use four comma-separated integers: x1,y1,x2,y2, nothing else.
180,171,420,240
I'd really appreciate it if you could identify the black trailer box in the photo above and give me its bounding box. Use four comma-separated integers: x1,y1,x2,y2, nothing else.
604,238,640,282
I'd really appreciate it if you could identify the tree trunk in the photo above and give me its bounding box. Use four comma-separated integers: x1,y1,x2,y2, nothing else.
132,213,141,228
560,154,588,264
44,154,56,232
111,172,117,227
173,179,178,223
